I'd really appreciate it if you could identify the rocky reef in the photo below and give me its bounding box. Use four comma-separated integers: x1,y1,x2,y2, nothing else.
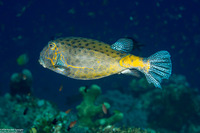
1,72,199,133
0,93,87,133
97,74,200,133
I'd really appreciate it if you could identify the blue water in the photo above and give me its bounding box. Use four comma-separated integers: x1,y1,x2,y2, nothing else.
0,0,200,114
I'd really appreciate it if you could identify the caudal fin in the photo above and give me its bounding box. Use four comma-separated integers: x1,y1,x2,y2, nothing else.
144,51,172,89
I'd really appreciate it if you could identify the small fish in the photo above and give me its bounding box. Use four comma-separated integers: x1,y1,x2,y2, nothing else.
39,37,172,89
65,109,71,114
59,85,63,91
102,103,107,114
67,120,77,131
51,118,58,125
23,107,28,115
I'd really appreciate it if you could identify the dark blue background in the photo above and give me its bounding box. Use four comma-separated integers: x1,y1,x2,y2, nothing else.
0,0,200,110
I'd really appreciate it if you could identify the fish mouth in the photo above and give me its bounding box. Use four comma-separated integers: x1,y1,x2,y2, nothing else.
38,58,47,68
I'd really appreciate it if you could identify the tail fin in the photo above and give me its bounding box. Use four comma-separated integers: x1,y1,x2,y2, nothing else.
144,51,172,89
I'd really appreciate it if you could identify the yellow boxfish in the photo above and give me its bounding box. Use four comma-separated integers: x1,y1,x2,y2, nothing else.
39,37,172,89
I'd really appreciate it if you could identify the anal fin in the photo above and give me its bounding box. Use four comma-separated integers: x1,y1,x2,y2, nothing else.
120,69,141,78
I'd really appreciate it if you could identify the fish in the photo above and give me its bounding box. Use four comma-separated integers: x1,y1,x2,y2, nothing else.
39,37,172,89
65,109,71,114
59,84,63,91
102,103,107,114
67,120,77,131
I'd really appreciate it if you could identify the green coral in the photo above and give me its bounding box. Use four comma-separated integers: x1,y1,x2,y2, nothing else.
76,84,123,128
0,93,87,133
90,125,157,133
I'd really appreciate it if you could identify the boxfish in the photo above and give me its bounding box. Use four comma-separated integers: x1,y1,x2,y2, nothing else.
39,37,172,89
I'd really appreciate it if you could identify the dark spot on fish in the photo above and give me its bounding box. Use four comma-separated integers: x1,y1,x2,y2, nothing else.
78,43,82,46
106,50,108,52
87,48,91,50
105,46,108,48
107,54,110,56
52,118,58,125
83,40,87,42
23,107,28,115
66,39,70,42
67,44,71,46
94,49,98,51
61,42,65,45
99,44,102,46
93,46,96,48
71,41,75,44
85,43,89,46
73,46,77,48
116,53,120,55
91,42,95,44
73,38,78,40
80,75,87,78
100,48,102,50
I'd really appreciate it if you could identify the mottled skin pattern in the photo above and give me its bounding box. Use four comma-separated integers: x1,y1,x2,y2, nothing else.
39,37,130,80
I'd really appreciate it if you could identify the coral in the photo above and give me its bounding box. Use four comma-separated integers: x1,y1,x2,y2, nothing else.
97,90,148,128
76,84,123,129
0,93,88,133
90,125,157,133
10,69,33,95
128,74,200,133
17,53,29,66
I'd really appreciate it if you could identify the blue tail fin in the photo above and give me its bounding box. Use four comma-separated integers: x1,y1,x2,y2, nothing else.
144,51,172,89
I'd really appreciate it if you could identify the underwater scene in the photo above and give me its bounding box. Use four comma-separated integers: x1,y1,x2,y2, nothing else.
0,0,200,133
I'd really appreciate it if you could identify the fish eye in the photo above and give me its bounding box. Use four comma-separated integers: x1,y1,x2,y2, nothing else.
48,43,56,50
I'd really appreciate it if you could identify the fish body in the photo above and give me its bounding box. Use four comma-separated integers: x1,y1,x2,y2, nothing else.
39,37,172,88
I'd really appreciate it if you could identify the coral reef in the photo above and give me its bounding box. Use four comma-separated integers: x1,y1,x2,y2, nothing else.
129,74,200,133
97,90,148,128
10,69,33,95
0,93,87,133
90,125,156,133
2,74,200,133
76,84,124,129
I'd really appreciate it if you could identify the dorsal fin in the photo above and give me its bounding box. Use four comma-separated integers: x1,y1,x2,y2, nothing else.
111,38,133,53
